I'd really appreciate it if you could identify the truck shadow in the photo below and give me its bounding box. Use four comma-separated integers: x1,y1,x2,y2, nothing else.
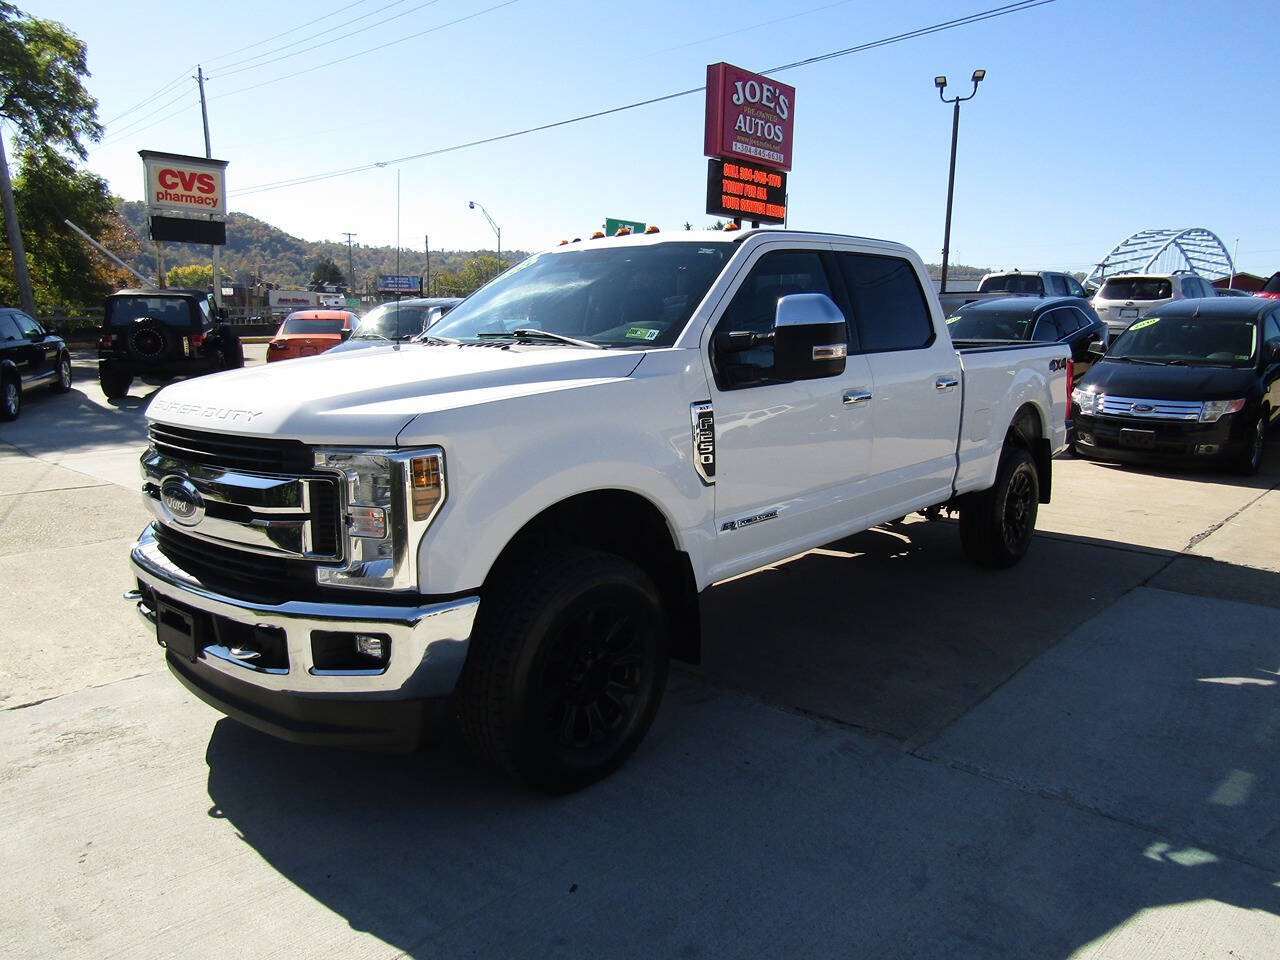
203,514,1280,956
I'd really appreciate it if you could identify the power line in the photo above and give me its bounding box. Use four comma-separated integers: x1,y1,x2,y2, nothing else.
99,86,195,144
641,0,858,60
209,0,430,78
101,67,193,128
204,0,376,64
211,0,520,101
231,0,1054,198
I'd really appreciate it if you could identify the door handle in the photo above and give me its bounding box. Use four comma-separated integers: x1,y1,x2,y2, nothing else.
935,376,959,391
842,390,873,406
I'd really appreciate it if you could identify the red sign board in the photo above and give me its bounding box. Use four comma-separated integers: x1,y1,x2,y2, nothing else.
704,62,795,172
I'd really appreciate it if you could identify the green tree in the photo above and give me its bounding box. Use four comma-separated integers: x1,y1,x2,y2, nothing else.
166,263,214,289
0,4,101,314
310,256,345,287
0,147,137,312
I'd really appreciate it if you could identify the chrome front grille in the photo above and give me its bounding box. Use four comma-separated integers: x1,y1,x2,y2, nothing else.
1097,395,1203,421
142,425,343,563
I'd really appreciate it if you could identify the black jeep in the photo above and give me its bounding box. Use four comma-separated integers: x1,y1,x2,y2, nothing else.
98,289,244,400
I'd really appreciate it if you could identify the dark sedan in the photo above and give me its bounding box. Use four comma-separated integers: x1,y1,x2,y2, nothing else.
1071,298,1280,474
947,296,1108,377
1,307,73,420
328,298,464,354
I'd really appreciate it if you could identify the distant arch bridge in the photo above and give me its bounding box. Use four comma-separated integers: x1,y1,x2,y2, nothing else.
1086,228,1233,288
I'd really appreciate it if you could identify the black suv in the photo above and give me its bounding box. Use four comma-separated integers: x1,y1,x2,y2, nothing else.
0,306,73,421
98,289,244,399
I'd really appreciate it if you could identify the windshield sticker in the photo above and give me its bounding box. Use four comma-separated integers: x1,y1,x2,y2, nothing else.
946,315,958,324
1129,316,1160,332
625,326,661,341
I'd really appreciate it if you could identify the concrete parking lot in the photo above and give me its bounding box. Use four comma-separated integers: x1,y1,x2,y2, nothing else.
2,346,1278,958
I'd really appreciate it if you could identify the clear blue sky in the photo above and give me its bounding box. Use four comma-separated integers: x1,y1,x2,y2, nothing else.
22,0,1280,276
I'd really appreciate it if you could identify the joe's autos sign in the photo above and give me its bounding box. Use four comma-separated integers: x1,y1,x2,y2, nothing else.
703,63,795,172
140,150,228,217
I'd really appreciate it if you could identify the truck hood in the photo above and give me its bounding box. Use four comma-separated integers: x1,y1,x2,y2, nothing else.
146,343,644,444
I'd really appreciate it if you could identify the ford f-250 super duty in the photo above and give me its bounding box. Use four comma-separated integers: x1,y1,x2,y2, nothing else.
125,229,1070,790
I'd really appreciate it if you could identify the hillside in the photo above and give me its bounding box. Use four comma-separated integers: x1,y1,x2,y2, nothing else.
116,201,528,290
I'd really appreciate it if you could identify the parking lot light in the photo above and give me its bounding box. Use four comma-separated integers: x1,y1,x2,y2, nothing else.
936,67,986,294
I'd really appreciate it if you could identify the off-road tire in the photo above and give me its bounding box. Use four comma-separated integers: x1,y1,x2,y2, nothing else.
99,368,132,400
123,318,173,363
457,548,670,792
1,372,20,421
221,331,244,370
958,444,1039,569
52,352,73,393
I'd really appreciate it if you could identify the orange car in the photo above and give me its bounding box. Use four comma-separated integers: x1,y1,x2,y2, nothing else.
266,310,356,362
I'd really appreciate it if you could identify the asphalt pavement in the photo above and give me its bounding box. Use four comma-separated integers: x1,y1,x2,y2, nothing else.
1,346,1278,959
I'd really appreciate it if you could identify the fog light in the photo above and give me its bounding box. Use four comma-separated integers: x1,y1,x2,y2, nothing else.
348,505,387,538
1196,444,1220,455
354,634,385,658
1077,432,1093,445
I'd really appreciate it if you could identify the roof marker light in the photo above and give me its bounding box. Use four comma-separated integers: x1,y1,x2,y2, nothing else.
644,225,660,234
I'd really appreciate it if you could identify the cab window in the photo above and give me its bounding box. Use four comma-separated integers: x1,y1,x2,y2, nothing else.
12,311,42,338
837,253,934,353
711,249,834,390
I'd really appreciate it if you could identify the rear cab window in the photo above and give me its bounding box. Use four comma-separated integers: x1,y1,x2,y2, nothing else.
979,274,1045,295
838,253,934,352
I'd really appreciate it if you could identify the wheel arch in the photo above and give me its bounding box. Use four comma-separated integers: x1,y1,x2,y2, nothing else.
483,488,701,664
1007,401,1053,504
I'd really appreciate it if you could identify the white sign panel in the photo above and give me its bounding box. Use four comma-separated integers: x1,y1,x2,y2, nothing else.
140,151,228,218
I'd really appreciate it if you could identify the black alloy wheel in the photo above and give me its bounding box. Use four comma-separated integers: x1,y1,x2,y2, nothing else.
959,443,1039,569
459,548,669,792
1,374,19,421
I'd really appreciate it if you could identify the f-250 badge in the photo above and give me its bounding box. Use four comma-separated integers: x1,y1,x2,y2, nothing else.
690,401,716,485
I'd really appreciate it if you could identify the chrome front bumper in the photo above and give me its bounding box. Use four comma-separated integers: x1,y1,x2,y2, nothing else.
128,525,478,700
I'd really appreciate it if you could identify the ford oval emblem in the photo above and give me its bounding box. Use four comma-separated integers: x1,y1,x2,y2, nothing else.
1132,403,1154,413
160,476,205,527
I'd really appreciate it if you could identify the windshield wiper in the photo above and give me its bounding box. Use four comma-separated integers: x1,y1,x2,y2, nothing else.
1109,356,1163,365
353,331,391,341
415,332,459,345
476,329,603,350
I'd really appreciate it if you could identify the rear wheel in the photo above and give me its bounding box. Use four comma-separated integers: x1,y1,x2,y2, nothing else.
458,548,670,792
1,373,20,421
1234,409,1267,476
959,444,1039,569
221,331,244,370
99,368,132,400
53,352,73,393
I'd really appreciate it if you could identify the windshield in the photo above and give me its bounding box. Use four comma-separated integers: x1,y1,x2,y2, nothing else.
946,308,1034,340
281,315,347,335
431,241,734,348
978,274,1043,295
107,296,196,327
1263,273,1280,295
1108,315,1257,367
1099,278,1172,301
352,303,433,340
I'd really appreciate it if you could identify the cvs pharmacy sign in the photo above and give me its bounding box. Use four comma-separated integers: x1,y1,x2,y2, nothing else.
139,150,228,217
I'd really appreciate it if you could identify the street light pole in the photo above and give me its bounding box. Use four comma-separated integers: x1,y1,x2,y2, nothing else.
935,69,985,294
468,200,501,280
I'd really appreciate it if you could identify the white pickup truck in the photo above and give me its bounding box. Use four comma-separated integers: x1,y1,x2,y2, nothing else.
126,229,1070,790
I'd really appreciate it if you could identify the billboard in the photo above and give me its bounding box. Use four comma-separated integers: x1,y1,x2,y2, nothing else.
269,290,320,309
706,159,787,225
378,274,423,294
704,63,795,172
149,215,225,245
140,151,228,218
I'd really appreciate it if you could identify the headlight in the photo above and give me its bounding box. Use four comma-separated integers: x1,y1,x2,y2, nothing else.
1072,388,1100,415
312,447,446,591
1199,398,1246,423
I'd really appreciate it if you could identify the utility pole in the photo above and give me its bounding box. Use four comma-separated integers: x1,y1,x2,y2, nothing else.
196,65,221,309
424,234,430,298
341,232,357,294
935,69,985,294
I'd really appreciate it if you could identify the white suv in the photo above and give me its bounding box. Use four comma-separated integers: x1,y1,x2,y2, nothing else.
1091,272,1215,340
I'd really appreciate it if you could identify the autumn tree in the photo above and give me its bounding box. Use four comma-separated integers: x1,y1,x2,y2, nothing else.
166,263,214,289
0,4,101,314
310,256,345,288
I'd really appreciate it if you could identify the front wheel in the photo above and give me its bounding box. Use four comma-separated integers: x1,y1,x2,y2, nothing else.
1233,409,1267,476
958,444,1040,569
53,352,73,393
458,548,670,792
